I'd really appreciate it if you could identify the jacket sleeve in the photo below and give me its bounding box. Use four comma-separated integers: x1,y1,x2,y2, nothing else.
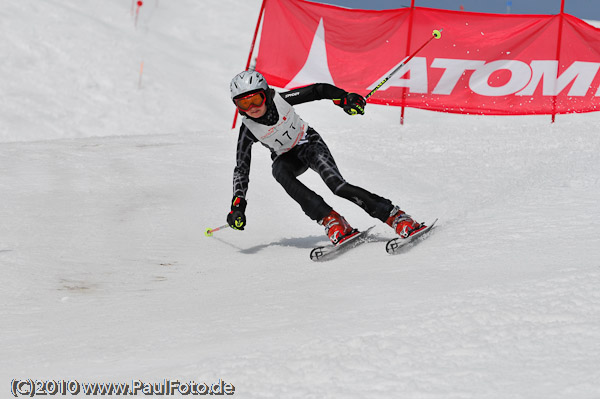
280,83,348,106
232,124,257,199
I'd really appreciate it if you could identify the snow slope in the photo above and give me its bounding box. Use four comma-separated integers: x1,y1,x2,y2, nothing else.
2,1,600,398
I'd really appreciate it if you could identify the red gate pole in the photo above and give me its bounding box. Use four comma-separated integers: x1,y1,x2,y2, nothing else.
232,0,267,130
400,0,416,125
552,0,566,123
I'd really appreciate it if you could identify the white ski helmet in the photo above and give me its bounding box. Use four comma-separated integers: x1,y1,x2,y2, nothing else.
230,70,269,100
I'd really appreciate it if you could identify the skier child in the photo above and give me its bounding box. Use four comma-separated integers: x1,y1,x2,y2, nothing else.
227,70,425,245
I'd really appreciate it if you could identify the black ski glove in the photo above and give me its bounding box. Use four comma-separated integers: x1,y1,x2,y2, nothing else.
334,92,366,115
226,196,247,230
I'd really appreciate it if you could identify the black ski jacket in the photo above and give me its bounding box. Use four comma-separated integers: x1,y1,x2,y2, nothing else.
232,83,347,198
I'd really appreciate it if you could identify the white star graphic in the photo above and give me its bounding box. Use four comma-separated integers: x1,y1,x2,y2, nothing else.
285,18,335,89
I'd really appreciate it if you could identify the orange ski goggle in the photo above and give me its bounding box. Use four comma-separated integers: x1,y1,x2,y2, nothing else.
234,91,266,111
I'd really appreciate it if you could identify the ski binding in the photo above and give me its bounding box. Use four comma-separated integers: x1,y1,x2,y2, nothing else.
386,219,438,255
310,225,376,262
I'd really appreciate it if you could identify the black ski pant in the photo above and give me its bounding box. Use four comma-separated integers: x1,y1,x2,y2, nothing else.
271,128,394,223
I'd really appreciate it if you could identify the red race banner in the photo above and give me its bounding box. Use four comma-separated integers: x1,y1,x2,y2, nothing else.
255,0,600,115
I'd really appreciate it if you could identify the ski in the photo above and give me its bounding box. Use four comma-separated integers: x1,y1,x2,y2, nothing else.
310,225,376,262
385,219,438,255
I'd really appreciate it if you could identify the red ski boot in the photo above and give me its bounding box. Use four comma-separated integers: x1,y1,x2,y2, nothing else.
386,206,425,238
320,210,358,245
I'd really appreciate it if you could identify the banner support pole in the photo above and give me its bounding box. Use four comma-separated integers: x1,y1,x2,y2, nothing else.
552,0,566,123
400,0,416,125
232,0,267,130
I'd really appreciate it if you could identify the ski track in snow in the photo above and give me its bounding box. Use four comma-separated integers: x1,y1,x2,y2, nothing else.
2,1,600,398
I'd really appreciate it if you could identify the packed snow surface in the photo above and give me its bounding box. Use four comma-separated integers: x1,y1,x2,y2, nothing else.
2,1,599,398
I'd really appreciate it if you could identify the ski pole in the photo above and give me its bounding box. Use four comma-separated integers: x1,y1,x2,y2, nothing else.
205,224,230,237
365,29,443,101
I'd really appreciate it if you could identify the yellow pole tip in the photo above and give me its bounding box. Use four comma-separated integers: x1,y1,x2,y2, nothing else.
433,29,442,39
